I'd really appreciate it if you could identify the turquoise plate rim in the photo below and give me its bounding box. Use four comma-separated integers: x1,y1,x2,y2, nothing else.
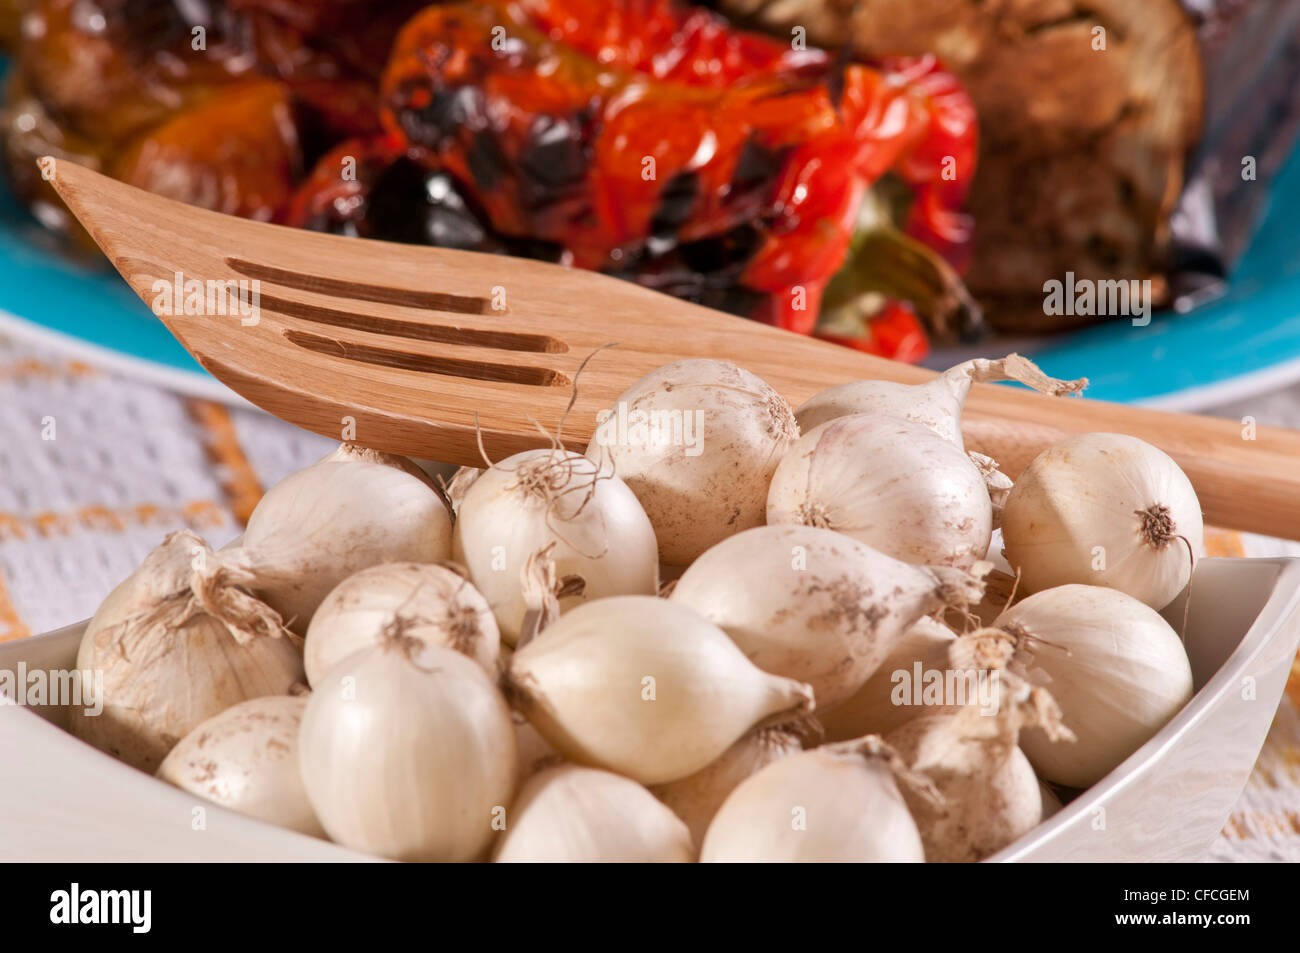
1010,139,1300,410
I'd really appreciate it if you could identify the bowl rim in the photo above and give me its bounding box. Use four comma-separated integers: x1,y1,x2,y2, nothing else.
987,555,1300,861
0,623,374,860
6,556,1299,862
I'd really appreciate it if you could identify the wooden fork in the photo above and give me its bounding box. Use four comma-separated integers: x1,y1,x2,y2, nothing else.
47,158,1300,539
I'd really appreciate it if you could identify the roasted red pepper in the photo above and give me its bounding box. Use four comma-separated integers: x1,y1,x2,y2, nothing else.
816,301,930,364
883,55,978,271
7,0,978,360
515,0,814,86
520,1,977,338
361,0,977,345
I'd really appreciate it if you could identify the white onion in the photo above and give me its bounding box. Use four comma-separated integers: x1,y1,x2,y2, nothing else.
891,711,1044,863
700,738,931,862
767,414,993,569
651,725,803,848
69,531,303,773
303,562,499,685
299,641,517,861
886,660,1073,863
795,354,1086,447
223,445,453,631
1000,432,1204,610
157,695,323,838
506,595,814,785
586,359,799,566
817,616,957,742
669,525,988,708
453,448,658,644
994,584,1194,787
493,764,693,863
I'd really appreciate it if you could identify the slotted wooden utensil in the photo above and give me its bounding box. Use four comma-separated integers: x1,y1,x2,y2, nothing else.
47,158,1300,539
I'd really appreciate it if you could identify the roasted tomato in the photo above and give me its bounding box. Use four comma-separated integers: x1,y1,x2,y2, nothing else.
6,0,979,359
376,1,969,336
286,136,494,248
111,80,303,221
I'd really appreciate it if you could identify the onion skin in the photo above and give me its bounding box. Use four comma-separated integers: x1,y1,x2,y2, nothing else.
511,711,558,780
299,643,517,862
669,525,984,709
493,764,693,863
304,562,500,685
795,355,1086,448
506,596,814,785
1000,432,1204,611
767,414,992,570
230,445,453,632
700,742,926,863
888,713,1042,863
798,378,961,445
501,645,559,778
69,531,303,773
585,359,799,566
157,695,324,838
995,584,1194,788
452,449,658,644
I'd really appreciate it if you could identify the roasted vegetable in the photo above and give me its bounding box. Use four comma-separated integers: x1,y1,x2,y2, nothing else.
353,0,974,342
2,0,425,245
720,0,1203,331
3,0,981,358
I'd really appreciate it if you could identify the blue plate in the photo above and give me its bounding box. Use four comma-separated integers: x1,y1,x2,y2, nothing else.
1023,143,1300,409
2,56,1298,409
0,186,238,399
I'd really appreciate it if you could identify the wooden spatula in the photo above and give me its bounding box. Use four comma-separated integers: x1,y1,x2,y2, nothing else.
47,158,1300,539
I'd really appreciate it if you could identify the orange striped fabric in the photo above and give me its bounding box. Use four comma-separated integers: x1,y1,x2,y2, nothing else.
0,570,31,642
0,502,230,539
187,399,265,525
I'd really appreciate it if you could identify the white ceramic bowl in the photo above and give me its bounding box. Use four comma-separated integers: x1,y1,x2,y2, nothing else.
2,556,1298,862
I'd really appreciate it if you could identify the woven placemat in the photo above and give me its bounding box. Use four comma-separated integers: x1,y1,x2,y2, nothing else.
1,333,1296,861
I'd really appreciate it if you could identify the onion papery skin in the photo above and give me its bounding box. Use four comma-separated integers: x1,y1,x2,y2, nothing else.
506,596,814,785
888,713,1042,863
767,414,992,570
994,584,1194,788
493,764,693,863
453,448,658,645
700,744,925,863
157,695,325,838
69,531,303,773
232,445,453,632
304,562,500,685
1000,432,1204,611
651,725,803,849
670,525,980,709
817,616,957,741
585,359,799,567
299,643,517,862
